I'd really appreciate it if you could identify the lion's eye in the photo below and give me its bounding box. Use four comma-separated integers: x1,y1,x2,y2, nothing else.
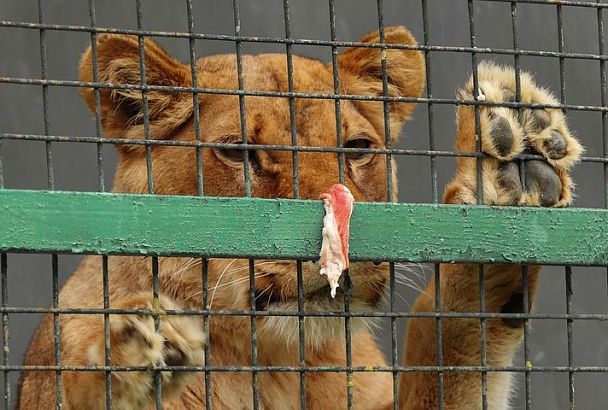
216,142,245,163
344,138,372,161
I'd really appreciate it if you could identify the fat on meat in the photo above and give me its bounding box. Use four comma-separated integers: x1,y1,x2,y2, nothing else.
319,183,355,298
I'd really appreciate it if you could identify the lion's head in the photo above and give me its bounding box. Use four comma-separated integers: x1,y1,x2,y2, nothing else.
79,27,425,348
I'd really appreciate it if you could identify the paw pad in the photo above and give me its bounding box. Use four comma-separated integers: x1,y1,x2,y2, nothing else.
452,61,583,207
497,162,523,204
490,117,514,158
529,109,551,133
543,132,567,159
524,160,562,207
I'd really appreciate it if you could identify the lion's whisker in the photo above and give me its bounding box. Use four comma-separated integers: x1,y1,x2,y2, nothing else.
254,284,273,302
210,271,274,292
390,271,430,298
379,282,414,309
170,257,202,300
208,258,238,309
184,271,275,303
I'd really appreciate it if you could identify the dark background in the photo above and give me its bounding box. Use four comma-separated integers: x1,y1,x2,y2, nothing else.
1,0,608,408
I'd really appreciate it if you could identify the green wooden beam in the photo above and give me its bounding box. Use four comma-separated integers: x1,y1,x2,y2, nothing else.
1,189,607,265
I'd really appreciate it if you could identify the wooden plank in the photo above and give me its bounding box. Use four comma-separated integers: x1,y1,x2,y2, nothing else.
1,189,607,265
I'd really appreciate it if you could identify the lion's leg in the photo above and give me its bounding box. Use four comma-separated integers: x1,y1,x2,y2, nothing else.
399,264,539,410
399,62,582,410
19,294,204,410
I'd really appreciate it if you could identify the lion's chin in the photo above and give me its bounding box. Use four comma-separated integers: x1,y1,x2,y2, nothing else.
256,294,382,350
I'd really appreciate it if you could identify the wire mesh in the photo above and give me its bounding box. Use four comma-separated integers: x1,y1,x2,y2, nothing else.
0,0,607,409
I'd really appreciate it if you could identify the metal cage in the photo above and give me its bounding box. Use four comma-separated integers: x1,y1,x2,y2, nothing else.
1,0,608,409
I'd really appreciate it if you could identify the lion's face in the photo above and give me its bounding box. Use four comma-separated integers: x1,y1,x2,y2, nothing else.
79,27,425,345
191,54,390,202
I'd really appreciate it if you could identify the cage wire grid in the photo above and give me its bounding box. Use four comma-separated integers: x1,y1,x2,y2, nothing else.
0,0,607,409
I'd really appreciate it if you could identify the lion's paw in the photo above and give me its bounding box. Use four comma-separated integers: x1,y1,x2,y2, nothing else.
87,294,204,408
446,61,583,207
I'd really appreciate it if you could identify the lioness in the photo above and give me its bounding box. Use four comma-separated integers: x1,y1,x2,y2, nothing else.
18,26,582,409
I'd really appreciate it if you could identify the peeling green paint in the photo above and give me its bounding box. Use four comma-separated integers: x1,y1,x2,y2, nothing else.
1,189,607,265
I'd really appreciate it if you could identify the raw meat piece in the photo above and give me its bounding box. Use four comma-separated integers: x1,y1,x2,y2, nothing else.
319,183,355,298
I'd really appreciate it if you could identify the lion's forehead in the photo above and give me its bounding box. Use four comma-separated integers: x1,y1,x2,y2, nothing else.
197,53,333,93
196,54,360,147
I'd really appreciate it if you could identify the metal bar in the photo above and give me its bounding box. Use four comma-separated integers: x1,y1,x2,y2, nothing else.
522,266,532,409
2,189,608,265
51,254,62,409
597,0,608,209
283,4,304,405
422,0,439,204
135,0,154,195
0,306,604,320
231,3,256,406
471,36,487,410
202,258,212,409
5,75,608,111
565,266,575,408
511,0,524,203
10,131,608,161
296,260,306,410
389,261,398,410
328,0,345,183
232,0,252,198
1,363,606,373
0,130,3,188
468,5,486,410
343,271,353,409
186,0,204,196
88,0,105,192
373,4,398,407
511,3,528,408
434,264,444,410
479,0,607,7
151,256,162,408
509,2,528,408
38,0,54,191
249,259,260,409
4,130,608,165
468,0,483,205
479,267,488,410
4,20,608,49
598,0,608,357
466,4,489,405
102,255,112,409
1,253,9,409
327,2,352,407
556,5,576,409
557,5,567,104
134,2,159,405
283,0,300,199
599,1,608,208
377,0,393,202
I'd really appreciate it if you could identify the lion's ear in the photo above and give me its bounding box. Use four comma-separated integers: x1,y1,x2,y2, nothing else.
79,34,193,140
337,26,425,142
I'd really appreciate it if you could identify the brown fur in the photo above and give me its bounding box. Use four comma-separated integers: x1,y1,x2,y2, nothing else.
18,27,580,409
